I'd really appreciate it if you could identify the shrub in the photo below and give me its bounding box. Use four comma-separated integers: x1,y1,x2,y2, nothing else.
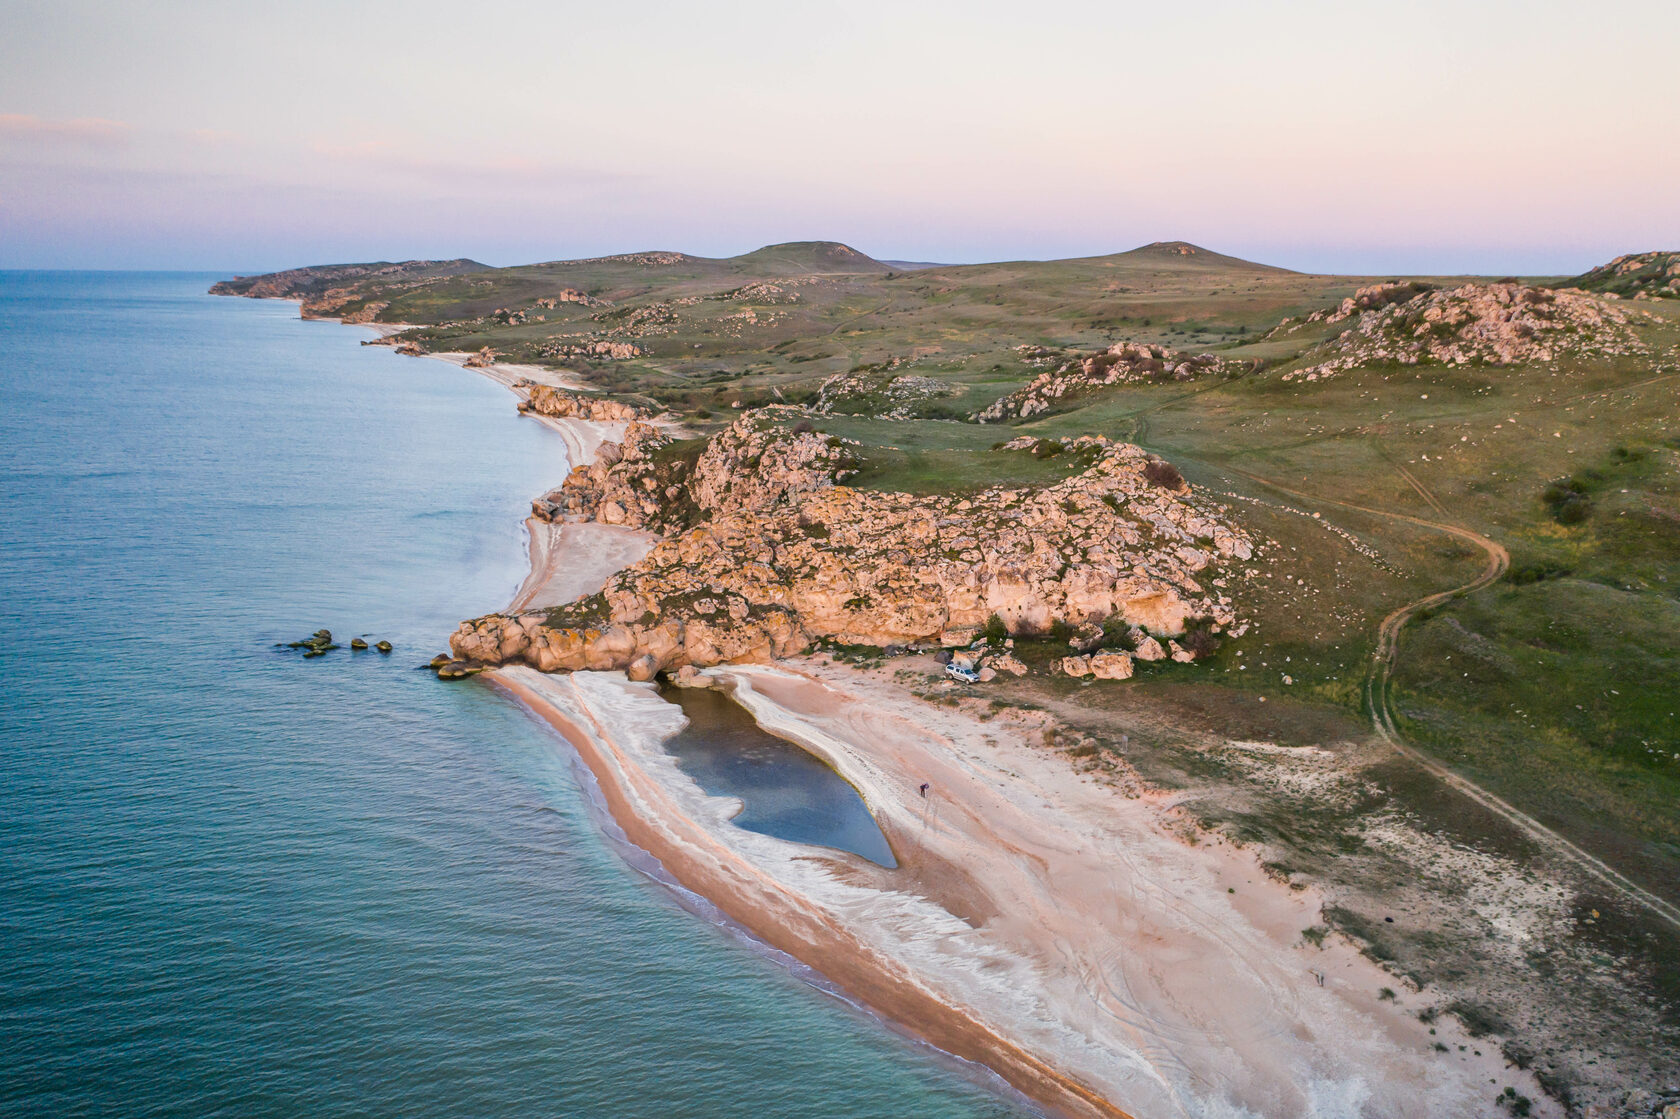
1540,476,1590,524
982,614,1010,644
791,419,814,434
1142,458,1184,489
1179,616,1222,659
1504,561,1571,586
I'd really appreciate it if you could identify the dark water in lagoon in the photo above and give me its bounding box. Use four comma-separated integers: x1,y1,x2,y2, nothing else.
0,272,1024,1118
660,686,898,868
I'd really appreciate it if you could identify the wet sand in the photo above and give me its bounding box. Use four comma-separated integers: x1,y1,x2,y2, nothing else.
489,663,1557,1119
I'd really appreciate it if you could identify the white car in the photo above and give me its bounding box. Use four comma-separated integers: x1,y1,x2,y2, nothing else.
945,663,981,684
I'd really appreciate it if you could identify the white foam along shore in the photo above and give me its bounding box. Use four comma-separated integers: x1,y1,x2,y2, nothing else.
489,663,1558,1119
374,325,1555,1118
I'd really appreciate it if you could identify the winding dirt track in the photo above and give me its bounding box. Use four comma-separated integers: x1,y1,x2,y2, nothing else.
1218,462,1680,933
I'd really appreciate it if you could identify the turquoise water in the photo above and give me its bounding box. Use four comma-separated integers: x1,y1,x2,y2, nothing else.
0,272,1025,1118
660,686,898,869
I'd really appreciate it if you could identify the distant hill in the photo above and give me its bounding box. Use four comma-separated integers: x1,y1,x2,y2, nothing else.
1565,251,1680,300
210,259,487,300
1099,241,1296,274
728,241,891,275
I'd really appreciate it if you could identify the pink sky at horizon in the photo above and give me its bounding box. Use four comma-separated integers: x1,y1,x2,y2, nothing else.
2,0,1676,274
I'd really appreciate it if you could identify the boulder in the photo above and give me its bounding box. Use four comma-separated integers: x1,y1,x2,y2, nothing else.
1068,622,1105,652
990,653,1028,676
350,638,369,650
1133,635,1167,661
672,664,712,689
1089,651,1135,680
1060,655,1093,678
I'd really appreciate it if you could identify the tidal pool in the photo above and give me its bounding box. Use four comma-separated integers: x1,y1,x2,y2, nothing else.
658,685,898,868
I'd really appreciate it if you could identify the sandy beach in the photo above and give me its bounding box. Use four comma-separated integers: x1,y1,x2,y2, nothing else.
430,345,1553,1118
489,662,1557,1119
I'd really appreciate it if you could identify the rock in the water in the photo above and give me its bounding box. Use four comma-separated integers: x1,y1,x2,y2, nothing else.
672,664,712,688
429,653,453,669
374,640,393,654
625,653,660,682
436,659,483,679
350,638,369,650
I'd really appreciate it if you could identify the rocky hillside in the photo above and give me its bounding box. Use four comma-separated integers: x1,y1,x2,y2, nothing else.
975,342,1252,421
209,259,486,320
1566,251,1680,301
1274,282,1651,383
450,409,1256,680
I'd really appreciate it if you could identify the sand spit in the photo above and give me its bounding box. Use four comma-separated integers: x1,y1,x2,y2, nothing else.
491,662,1555,1119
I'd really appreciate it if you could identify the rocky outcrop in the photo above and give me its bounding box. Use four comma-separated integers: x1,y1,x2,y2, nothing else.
976,342,1253,421
1280,283,1651,382
539,339,642,361
529,421,688,530
535,289,597,308
814,368,962,419
1565,251,1680,301
516,382,646,423
531,406,858,533
452,411,1256,678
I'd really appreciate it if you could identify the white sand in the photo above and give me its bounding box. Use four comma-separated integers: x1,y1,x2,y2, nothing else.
492,662,1558,1119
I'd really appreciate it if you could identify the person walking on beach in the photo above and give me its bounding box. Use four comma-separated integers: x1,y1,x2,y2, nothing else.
919,782,929,798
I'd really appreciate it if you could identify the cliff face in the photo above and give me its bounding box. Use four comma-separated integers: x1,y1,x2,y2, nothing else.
452,409,1256,679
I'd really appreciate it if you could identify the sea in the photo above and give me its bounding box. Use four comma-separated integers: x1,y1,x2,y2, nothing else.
0,271,1024,1118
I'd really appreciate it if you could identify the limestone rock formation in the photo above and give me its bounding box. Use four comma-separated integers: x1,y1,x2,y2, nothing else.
452,410,1256,678
1281,283,1651,382
976,342,1252,421
516,382,646,423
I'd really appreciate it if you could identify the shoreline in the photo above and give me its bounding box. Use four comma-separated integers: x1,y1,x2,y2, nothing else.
487,664,1557,1119
489,667,1131,1119
250,297,1558,1118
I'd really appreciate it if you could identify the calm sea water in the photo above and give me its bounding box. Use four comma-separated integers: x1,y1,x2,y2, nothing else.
0,272,1023,1118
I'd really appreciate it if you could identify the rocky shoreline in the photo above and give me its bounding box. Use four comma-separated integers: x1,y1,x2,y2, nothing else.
448,406,1258,683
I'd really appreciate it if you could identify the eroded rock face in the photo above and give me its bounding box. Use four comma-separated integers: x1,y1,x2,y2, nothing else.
453,410,1257,678
516,382,645,423
1280,283,1651,382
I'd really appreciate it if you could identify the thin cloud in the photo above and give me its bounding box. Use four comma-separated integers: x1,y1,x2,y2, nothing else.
309,137,629,188
0,113,130,145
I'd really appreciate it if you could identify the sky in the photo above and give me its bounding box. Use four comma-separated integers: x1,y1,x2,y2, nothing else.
2,0,1677,274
